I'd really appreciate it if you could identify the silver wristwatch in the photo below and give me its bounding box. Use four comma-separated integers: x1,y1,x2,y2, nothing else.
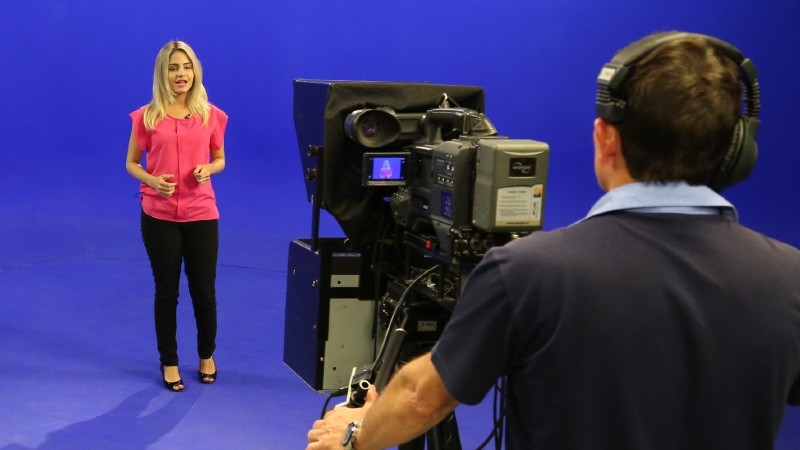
342,419,362,450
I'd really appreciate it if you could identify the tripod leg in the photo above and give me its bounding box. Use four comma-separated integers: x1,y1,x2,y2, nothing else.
425,412,462,450
394,413,462,450
398,436,426,450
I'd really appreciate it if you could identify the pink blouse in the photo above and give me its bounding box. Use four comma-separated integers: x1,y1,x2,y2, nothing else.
130,105,228,222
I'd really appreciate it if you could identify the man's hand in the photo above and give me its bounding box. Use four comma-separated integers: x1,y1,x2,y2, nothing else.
307,387,378,449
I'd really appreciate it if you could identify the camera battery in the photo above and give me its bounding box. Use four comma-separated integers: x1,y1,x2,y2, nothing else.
472,139,550,232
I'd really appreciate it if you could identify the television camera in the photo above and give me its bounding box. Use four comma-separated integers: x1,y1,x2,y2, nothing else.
350,102,548,262
284,80,549,448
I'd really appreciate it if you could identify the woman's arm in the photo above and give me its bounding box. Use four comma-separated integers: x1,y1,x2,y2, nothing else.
193,143,225,184
125,126,176,197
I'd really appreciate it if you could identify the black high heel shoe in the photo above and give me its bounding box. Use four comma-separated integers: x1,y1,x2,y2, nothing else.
161,365,184,392
198,357,217,384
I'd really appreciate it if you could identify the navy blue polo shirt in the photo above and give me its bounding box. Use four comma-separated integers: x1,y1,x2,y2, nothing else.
432,182,800,449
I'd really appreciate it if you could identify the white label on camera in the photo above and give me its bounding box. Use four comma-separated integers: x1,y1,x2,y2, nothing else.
495,185,543,226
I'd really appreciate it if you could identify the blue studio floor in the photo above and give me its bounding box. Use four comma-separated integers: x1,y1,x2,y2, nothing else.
0,217,497,449
0,214,797,449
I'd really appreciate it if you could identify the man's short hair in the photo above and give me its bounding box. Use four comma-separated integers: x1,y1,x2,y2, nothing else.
615,35,742,184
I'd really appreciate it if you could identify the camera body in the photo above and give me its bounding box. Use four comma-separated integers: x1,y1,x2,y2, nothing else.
355,107,550,264
389,136,548,261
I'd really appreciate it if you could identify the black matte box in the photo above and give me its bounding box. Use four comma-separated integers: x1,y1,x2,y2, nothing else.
292,79,485,247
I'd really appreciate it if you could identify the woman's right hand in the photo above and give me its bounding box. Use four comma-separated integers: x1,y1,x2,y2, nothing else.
150,174,177,197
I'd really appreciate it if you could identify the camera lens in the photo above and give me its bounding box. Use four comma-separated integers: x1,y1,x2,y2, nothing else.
345,108,401,148
359,118,379,139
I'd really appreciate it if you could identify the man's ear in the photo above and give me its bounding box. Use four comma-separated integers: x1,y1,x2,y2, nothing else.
593,118,634,190
593,118,622,159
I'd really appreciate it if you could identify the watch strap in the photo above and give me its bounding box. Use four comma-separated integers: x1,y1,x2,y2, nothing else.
342,419,363,450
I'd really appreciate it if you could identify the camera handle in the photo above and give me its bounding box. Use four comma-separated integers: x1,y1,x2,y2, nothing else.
423,108,497,144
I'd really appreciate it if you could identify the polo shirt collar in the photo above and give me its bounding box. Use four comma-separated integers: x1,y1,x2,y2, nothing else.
580,181,738,223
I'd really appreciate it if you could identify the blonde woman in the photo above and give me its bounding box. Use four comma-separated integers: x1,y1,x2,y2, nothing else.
126,40,228,392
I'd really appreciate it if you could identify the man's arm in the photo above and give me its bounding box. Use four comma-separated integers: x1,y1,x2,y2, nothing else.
306,352,459,450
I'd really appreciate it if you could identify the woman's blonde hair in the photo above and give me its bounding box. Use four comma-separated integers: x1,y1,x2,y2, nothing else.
144,40,210,130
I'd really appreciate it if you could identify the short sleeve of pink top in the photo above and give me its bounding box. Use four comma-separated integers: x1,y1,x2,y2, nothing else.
130,105,229,222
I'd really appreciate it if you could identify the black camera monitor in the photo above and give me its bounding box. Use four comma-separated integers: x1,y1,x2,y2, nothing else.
362,152,410,186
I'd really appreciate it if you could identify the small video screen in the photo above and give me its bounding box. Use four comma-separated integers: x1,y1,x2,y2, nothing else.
362,152,409,186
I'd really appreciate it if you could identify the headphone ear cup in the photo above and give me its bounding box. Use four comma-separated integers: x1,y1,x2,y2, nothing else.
709,117,758,191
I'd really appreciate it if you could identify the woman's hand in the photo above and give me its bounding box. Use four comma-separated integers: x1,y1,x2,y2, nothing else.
193,164,211,184
150,173,177,197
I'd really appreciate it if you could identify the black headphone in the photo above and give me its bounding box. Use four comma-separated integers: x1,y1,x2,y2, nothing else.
596,32,760,191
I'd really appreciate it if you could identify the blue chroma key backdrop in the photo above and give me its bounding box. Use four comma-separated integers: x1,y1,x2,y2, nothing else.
0,1,798,449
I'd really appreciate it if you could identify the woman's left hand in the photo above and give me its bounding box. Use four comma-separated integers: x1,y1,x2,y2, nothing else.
193,165,211,184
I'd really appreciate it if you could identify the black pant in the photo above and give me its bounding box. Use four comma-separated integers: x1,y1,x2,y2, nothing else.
141,211,218,366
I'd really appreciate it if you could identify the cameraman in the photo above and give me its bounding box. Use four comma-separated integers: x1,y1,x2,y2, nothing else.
306,31,800,450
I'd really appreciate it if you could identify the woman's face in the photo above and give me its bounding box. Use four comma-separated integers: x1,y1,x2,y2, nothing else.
167,50,194,96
